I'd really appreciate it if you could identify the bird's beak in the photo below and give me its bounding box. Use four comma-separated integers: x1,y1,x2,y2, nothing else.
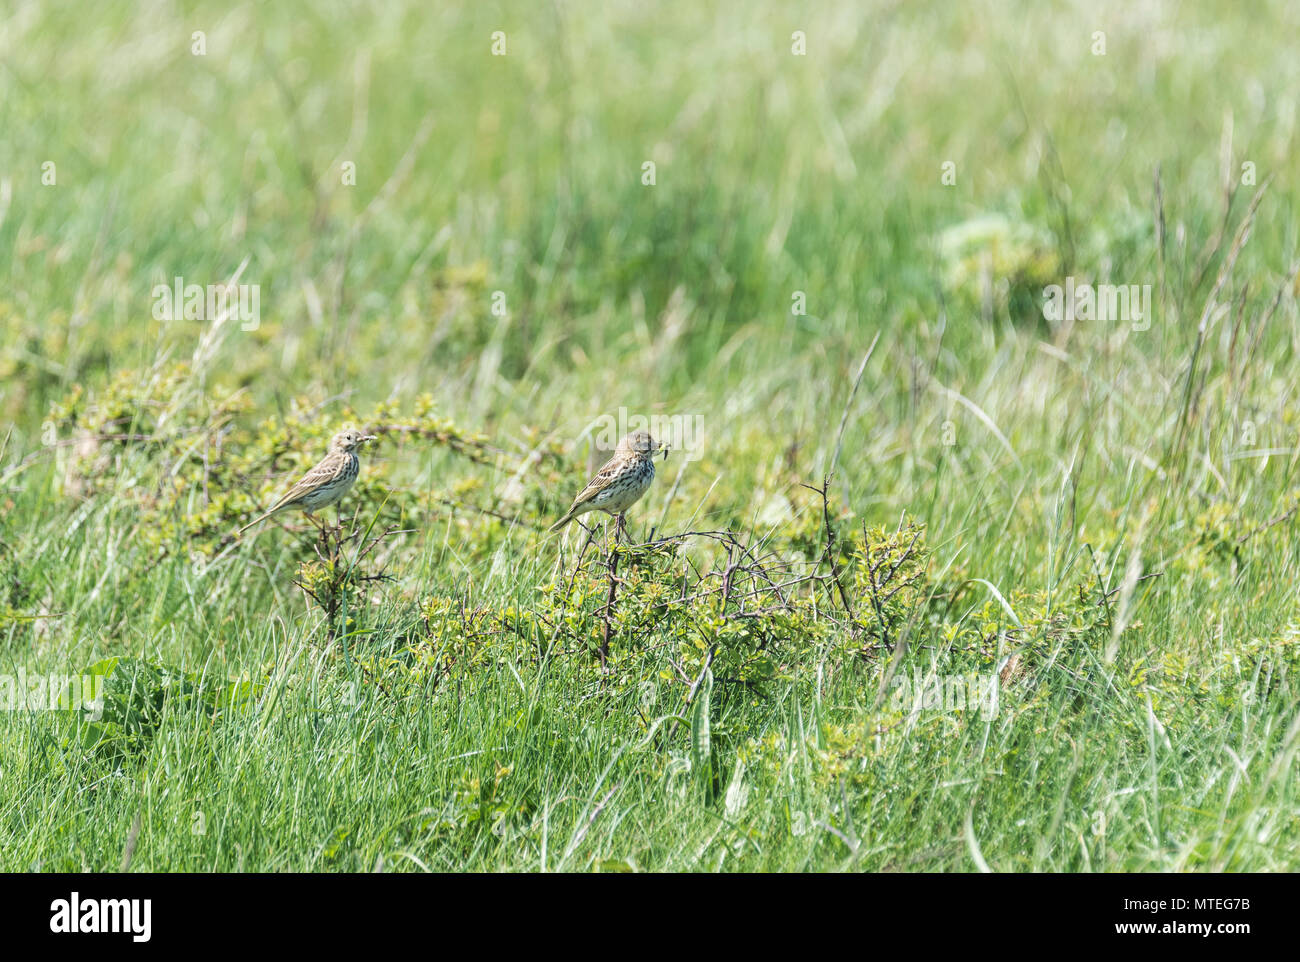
361,434,378,443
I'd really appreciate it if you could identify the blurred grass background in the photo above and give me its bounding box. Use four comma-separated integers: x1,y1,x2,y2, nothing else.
2,0,1300,871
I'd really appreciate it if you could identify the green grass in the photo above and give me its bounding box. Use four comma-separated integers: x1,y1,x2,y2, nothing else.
2,0,1300,871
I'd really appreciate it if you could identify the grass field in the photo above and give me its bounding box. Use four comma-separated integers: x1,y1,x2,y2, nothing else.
3,0,1300,872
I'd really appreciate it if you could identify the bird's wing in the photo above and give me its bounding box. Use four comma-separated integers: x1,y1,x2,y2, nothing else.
567,455,623,509
269,452,345,508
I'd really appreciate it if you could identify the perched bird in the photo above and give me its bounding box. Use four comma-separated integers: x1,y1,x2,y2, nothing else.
550,430,665,532
237,428,377,535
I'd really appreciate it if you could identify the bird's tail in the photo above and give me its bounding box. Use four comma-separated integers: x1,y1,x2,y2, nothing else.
548,510,576,533
237,506,279,535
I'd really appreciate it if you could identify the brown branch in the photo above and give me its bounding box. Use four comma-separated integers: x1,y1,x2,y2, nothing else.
598,515,626,669
800,477,855,621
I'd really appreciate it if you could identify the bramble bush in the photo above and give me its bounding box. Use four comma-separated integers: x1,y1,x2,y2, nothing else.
25,359,1298,840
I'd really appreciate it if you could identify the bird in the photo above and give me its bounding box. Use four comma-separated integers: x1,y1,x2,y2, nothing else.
550,430,666,532
237,428,377,535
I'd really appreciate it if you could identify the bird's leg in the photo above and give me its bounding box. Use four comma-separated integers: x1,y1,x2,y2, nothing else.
337,507,360,546
313,510,343,561
606,514,630,585
306,510,329,543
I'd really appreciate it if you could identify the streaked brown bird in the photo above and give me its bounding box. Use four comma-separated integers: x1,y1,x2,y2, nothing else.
237,428,377,535
550,430,665,532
